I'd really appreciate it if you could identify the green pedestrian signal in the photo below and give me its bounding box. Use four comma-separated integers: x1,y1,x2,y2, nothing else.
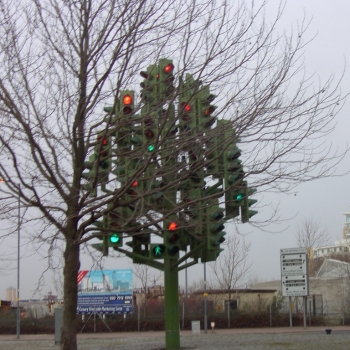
150,243,166,259
154,245,163,255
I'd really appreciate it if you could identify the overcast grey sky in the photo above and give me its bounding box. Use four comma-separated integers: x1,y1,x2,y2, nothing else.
1,0,350,300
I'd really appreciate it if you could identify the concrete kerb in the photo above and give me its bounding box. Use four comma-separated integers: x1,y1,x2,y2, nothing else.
1,328,350,350
0,326,349,341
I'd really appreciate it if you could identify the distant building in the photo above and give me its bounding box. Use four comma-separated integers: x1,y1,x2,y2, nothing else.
254,258,350,317
312,211,350,258
313,240,349,258
6,287,16,302
343,211,350,239
192,288,277,313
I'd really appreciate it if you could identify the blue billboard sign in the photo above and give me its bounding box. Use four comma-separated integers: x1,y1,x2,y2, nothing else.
77,269,133,314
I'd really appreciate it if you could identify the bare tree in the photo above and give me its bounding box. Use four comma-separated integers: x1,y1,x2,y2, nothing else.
210,233,252,299
210,233,251,328
0,1,346,349
133,264,162,317
295,217,331,275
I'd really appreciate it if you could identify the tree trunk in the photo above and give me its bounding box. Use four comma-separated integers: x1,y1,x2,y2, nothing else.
61,238,80,350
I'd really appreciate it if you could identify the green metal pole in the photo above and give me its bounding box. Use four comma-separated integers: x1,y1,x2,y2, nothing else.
164,258,180,349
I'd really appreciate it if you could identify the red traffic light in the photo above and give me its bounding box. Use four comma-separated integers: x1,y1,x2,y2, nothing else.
145,130,154,139
140,71,148,79
132,181,138,187
164,63,174,74
204,106,216,116
123,94,133,105
145,118,154,127
168,221,178,231
169,233,180,243
181,102,191,112
123,106,132,115
97,135,108,145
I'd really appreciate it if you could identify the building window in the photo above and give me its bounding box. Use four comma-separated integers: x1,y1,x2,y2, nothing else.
225,300,238,311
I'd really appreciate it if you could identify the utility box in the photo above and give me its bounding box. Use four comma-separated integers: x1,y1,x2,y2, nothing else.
191,320,200,334
54,307,63,345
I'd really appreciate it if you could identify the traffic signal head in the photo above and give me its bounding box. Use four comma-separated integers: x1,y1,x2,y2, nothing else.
163,216,181,258
126,232,150,263
179,74,197,135
81,153,98,197
225,181,245,218
206,199,226,253
95,131,112,184
241,182,258,223
183,188,202,220
225,145,243,181
143,113,157,153
205,137,220,177
112,158,126,184
120,90,135,115
158,58,175,100
198,85,217,129
140,65,158,106
179,101,196,134
144,177,165,211
107,209,123,248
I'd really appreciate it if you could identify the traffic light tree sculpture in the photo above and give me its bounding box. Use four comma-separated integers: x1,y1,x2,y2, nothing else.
84,60,258,349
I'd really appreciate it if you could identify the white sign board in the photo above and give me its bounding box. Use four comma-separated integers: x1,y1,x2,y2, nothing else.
280,247,307,255
280,248,309,297
281,274,309,297
280,253,307,276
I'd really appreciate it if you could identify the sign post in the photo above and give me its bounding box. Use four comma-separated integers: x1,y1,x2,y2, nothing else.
280,248,309,328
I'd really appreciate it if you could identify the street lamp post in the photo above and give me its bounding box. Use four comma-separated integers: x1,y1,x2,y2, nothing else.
0,177,20,338
16,187,20,339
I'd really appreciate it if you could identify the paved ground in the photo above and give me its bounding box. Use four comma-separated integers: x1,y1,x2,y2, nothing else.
0,326,350,349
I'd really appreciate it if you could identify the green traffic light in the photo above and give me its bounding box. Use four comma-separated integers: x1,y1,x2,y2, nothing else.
211,209,224,221
100,161,109,169
236,194,243,200
148,145,155,152
109,233,120,244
